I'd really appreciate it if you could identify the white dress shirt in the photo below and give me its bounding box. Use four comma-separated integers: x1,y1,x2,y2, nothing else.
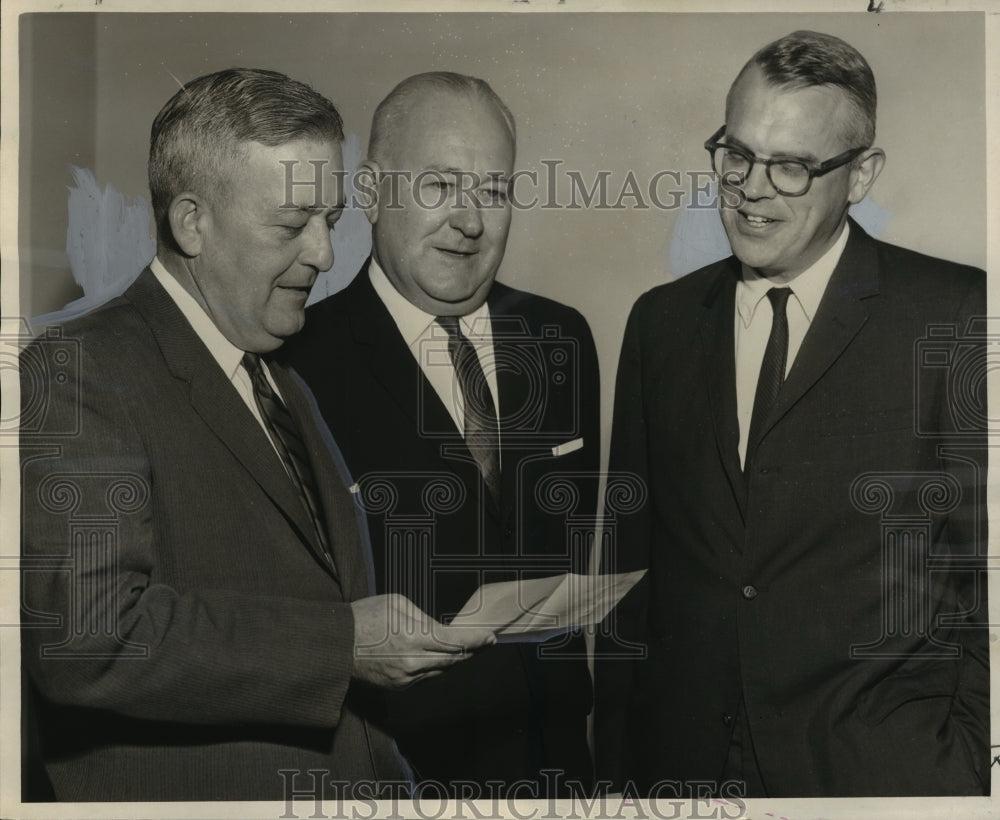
150,257,284,455
735,223,849,466
368,258,501,447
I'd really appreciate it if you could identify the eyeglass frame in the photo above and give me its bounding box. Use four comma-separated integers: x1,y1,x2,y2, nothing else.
703,125,870,197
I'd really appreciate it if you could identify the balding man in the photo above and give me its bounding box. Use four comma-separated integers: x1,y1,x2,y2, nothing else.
283,72,598,795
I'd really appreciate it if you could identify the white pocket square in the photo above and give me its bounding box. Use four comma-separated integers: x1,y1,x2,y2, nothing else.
551,437,584,457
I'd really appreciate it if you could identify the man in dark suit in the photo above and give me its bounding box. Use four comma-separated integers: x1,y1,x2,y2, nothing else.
19,67,495,802
595,31,989,797
282,72,598,794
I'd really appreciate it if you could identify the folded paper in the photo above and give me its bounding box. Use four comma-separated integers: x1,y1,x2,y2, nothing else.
449,570,646,643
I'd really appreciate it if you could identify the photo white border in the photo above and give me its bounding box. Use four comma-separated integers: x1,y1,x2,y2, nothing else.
1,2,996,819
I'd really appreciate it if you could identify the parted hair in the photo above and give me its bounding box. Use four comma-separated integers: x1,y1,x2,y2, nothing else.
149,67,343,239
727,30,877,148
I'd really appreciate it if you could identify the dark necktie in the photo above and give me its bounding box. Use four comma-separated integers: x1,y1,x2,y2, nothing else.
242,352,335,571
436,316,501,505
746,287,792,467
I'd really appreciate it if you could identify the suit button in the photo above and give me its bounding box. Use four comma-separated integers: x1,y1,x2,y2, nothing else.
742,584,758,600
759,467,769,474
722,713,734,727
504,527,513,538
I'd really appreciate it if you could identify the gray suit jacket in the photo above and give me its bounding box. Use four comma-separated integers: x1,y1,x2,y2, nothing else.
21,269,408,801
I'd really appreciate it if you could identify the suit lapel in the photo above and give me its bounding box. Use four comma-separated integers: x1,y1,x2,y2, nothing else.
696,258,747,518
346,265,465,459
345,265,498,525
125,269,336,579
271,363,359,595
489,306,538,520
758,221,880,444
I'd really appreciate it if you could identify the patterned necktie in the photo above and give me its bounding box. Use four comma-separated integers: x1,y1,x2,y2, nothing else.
242,352,335,571
436,316,501,505
746,287,792,468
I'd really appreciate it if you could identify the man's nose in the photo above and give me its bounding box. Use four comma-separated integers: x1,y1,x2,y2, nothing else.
449,196,485,238
300,218,335,272
742,161,777,201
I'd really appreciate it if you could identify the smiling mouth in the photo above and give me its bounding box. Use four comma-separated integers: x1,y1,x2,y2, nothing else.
436,247,478,257
739,211,778,228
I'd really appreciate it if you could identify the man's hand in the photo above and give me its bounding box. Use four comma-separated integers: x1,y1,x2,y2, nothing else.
350,594,496,690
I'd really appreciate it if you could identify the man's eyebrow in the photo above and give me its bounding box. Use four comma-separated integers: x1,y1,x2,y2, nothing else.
724,134,820,163
770,147,820,163
275,203,345,215
422,165,509,183
420,164,463,176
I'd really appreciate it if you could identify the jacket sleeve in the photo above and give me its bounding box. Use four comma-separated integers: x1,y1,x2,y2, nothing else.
20,335,358,729
593,294,653,788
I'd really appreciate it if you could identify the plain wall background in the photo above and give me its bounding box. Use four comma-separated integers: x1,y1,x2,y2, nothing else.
18,11,987,464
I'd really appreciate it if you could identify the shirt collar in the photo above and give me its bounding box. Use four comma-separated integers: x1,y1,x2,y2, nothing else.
736,221,849,328
368,257,491,349
150,256,246,380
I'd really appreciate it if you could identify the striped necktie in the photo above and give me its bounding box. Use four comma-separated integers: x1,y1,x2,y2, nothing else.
436,316,501,506
243,352,335,572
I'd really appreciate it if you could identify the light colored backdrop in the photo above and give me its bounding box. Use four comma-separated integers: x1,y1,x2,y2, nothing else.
19,11,987,463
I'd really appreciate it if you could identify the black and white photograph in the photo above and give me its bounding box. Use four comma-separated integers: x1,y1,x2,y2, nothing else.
1,2,996,819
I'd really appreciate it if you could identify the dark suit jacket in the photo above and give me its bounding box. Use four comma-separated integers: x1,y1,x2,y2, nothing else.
280,263,599,791
20,269,408,801
595,221,989,797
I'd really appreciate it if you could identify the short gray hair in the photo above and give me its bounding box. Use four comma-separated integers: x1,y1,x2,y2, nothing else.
149,67,343,242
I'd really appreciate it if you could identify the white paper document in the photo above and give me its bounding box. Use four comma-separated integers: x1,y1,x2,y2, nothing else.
449,570,646,643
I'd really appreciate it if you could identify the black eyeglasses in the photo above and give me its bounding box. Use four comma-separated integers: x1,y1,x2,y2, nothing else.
704,125,869,197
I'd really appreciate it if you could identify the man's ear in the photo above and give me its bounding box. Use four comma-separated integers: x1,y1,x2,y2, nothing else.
847,147,886,205
356,160,381,226
167,193,208,257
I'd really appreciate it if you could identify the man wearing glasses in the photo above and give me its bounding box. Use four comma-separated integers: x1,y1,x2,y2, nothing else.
596,30,988,797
